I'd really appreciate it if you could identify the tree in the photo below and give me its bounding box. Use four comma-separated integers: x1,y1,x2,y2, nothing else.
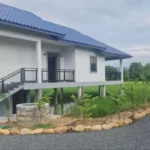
123,69,129,81
129,62,144,80
144,63,150,82
105,66,117,73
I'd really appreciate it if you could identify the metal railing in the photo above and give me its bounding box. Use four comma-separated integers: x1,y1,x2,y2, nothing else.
106,71,121,81
42,69,75,82
0,68,37,93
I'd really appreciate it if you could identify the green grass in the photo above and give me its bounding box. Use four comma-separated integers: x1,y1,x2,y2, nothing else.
31,82,150,118
32,123,53,130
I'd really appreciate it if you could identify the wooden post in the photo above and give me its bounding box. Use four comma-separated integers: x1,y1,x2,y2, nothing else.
54,88,58,114
60,88,64,115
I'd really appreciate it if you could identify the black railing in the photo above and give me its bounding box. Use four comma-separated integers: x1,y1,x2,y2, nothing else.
42,69,75,82
106,71,121,81
0,68,37,93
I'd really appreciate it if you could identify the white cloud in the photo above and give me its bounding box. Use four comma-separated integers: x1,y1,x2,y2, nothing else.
0,0,150,66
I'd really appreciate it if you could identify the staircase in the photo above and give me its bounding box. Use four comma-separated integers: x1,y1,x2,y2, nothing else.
0,68,37,98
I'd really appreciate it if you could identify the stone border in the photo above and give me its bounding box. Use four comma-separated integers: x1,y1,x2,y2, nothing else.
0,108,150,135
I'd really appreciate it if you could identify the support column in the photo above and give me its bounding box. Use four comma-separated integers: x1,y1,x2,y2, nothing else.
54,88,58,114
120,59,124,94
78,87,84,98
100,85,106,97
98,86,101,97
60,88,64,115
9,95,13,116
26,90,30,103
36,40,42,101
35,89,42,102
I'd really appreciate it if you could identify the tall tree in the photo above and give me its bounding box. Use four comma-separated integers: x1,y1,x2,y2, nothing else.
144,63,150,82
129,62,144,80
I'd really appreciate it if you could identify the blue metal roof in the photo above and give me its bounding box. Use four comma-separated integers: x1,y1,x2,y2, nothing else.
0,3,132,59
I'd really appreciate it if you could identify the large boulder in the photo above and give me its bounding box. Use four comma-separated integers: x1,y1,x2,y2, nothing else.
55,126,68,134
21,128,32,135
44,128,55,134
1,129,10,135
10,128,21,135
32,128,44,134
84,126,92,132
73,125,84,132
91,125,102,131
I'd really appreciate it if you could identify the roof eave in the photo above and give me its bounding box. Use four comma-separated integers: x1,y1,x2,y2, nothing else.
0,20,65,38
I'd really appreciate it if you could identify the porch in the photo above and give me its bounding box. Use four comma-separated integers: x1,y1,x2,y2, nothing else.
0,68,122,94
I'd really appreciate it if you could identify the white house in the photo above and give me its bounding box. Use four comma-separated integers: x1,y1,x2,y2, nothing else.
0,3,131,115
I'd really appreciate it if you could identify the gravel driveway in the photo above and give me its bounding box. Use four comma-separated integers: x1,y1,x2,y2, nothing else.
0,115,150,150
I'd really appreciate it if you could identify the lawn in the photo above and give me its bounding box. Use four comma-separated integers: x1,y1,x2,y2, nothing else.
31,82,150,118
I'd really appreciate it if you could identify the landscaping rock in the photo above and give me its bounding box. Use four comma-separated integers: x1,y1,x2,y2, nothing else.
21,128,32,135
133,113,143,120
102,124,113,130
109,123,118,128
32,128,44,134
145,109,150,115
67,126,74,132
10,128,21,135
123,119,133,125
44,128,55,134
91,125,102,131
55,126,68,134
84,126,91,132
1,129,10,135
73,125,84,132
115,120,125,127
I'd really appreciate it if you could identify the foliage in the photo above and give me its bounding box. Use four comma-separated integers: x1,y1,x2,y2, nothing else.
71,94,97,118
124,69,129,81
36,93,52,110
129,62,144,80
105,66,117,73
32,123,53,130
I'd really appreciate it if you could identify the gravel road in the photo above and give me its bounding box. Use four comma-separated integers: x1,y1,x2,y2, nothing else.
0,115,150,150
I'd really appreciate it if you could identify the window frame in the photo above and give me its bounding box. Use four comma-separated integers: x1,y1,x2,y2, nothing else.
90,56,97,73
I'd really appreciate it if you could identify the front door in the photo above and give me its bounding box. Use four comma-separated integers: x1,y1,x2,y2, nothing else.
48,54,57,82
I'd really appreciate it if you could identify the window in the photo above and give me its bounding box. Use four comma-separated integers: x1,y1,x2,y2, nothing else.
90,56,97,72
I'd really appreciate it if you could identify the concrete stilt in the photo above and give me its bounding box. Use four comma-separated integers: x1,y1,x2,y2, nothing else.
120,84,124,95
78,87,84,98
35,89,42,102
100,85,106,97
54,88,58,114
98,86,101,97
60,88,64,115
26,90,31,103
9,95,13,115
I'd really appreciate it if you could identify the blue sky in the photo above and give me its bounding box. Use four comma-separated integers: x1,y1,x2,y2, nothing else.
0,0,150,67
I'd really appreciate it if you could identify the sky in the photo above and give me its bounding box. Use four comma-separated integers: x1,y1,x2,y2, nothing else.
0,0,150,67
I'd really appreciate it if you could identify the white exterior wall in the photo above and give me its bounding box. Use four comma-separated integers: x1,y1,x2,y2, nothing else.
75,47,105,82
0,36,75,82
